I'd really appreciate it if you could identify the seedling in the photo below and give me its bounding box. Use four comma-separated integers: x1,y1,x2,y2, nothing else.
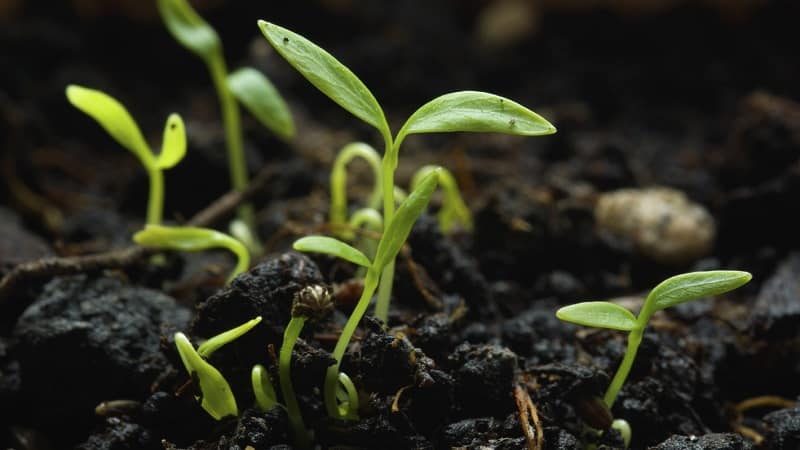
278,285,336,448
174,316,262,420
259,21,555,323
251,364,278,412
66,85,187,225
330,142,383,239
133,224,249,282
158,0,294,246
410,165,472,233
557,270,752,410
293,169,440,420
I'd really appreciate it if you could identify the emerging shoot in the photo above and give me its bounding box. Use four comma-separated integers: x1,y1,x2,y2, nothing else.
410,165,472,233
66,85,186,225
280,285,335,448
293,169,441,420
557,270,752,410
173,316,262,420
330,142,383,239
133,224,250,282
159,0,294,248
259,21,555,324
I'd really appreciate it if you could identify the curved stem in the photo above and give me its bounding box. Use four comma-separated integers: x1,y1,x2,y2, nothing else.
330,143,383,235
324,269,380,418
280,316,311,449
604,327,643,408
147,168,164,225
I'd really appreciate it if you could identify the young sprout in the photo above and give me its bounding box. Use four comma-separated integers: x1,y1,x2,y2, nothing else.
557,270,752,410
251,364,279,412
279,285,335,448
133,224,250,282
158,0,294,246
330,142,383,239
293,169,441,420
66,85,187,225
410,165,472,233
259,21,555,323
174,316,262,420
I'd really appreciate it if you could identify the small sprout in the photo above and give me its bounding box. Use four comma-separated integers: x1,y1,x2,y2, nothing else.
133,224,250,282
280,285,334,448
173,316,262,420
330,142,383,239
410,165,472,233
612,418,632,448
293,169,440,420
251,364,278,412
159,0,294,248
66,85,186,225
94,400,141,417
557,270,752,411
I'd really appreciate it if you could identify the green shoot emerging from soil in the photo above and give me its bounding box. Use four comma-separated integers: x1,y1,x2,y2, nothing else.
66,85,186,225
251,364,278,412
133,225,249,282
174,316,262,420
259,20,555,324
557,270,752,410
293,169,440,420
158,0,294,247
330,142,383,239
280,285,335,448
410,165,472,233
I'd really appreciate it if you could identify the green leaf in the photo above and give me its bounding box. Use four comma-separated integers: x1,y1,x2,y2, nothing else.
556,302,638,331
372,169,440,271
251,364,279,411
157,0,221,60
293,236,371,268
227,67,295,141
134,225,250,282
647,270,752,311
156,113,187,169
258,21,390,140
396,91,556,145
174,332,237,420
66,85,153,168
197,316,262,358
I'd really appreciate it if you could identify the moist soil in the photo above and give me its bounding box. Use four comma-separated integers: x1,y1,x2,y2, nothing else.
2,1,800,449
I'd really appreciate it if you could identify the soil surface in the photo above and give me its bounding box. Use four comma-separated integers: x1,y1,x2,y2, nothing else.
2,1,800,449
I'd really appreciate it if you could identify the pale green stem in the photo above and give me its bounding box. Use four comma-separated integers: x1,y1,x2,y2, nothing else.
603,327,643,408
280,316,310,449
207,56,257,233
374,262,394,322
375,140,397,323
324,269,380,418
330,143,382,237
146,168,163,225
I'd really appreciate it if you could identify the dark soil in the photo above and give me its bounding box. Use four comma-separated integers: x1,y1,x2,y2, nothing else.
2,1,800,449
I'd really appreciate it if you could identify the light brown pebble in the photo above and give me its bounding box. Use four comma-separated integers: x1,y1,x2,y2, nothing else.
595,187,715,265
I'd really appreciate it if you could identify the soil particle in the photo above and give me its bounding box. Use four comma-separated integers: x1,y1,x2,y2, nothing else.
763,406,800,450
501,306,577,364
525,363,609,429
75,417,157,450
404,214,493,318
543,426,581,449
0,207,52,275
749,253,800,339
437,415,519,448
408,313,454,361
448,343,518,417
594,187,715,265
190,252,325,369
140,391,218,446
650,432,754,450
224,406,289,449
11,274,190,442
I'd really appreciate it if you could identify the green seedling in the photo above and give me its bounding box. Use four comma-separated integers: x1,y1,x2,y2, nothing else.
557,270,752,410
158,0,294,246
133,224,249,282
410,165,472,233
330,142,383,239
293,170,441,420
278,285,335,448
66,85,187,225
174,316,262,420
259,21,555,324
251,364,279,412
